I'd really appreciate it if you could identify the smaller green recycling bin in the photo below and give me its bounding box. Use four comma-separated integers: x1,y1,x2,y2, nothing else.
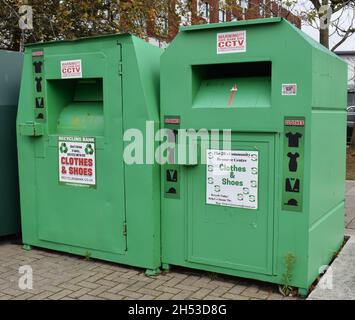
17,34,162,273
0,50,23,237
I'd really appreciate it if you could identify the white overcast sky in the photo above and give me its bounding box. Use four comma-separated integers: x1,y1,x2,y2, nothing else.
295,0,355,51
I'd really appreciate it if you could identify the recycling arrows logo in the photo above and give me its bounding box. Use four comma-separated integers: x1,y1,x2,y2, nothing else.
60,143,68,154
85,144,94,155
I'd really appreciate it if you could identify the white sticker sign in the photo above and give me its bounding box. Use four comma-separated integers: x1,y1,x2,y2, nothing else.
60,59,82,79
282,84,297,96
206,149,258,210
58,136,96,187
217,31,246,54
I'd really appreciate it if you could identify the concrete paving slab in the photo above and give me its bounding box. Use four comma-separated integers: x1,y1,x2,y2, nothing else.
307,236,355,300
346,181,355,196
345,180,355,229
345,228,355,237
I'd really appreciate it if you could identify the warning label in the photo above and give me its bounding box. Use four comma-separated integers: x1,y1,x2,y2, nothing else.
58,136,96,187
60,59,82,79
206,149,258,210
217,31,246,54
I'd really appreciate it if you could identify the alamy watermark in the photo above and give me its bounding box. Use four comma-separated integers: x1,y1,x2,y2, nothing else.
319,5,332,30
123,121,232,165
19,5,33,30
18,265,33,290
318,265,333,290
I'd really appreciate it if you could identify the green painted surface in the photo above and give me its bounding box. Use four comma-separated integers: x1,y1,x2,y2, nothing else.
193,77,271,108
17,35,162,270
187,134,275,275
0,50,23,236
161,18,347,291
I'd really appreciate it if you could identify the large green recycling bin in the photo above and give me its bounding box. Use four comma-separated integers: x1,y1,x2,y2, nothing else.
17,34,162,273
0,50,22,237
160,18,348,294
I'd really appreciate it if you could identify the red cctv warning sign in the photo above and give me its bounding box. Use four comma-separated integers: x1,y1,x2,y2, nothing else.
60,59,82,79
217,31,246,54
58,136,96,187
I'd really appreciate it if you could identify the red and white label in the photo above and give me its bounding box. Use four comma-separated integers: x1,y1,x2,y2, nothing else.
32,51,44,57
61,59,82,79
165,118,180,124
58,136,96,187
217,31,246,54
282,84,297,96
285,119,305,127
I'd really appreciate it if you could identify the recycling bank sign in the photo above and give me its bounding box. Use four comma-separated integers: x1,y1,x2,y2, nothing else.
58,136,96,187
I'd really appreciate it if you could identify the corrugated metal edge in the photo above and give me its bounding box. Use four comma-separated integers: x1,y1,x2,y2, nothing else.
180,17,282,32
25,32,131,48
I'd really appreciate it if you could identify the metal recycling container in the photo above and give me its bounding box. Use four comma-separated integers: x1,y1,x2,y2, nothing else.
17,34,162,273
160,18,348,294
0,50,22,237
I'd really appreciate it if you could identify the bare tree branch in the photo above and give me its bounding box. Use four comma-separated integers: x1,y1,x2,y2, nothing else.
331,26,355,51
309,0,322,11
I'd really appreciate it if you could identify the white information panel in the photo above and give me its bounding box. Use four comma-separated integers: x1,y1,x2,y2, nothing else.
206,149,258,210
58,136,96,187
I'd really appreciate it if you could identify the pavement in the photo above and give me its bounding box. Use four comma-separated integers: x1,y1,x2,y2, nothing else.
0,181,354,301
0,240,292,300
345,180,355,230
307,233,355,300
307,181,355,300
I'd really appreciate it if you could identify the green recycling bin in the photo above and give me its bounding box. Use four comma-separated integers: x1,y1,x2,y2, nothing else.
160,18,347,295
0,50,22,237
17,35,162,274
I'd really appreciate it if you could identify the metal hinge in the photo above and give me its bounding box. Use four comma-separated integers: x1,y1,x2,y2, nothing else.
123,222,127,236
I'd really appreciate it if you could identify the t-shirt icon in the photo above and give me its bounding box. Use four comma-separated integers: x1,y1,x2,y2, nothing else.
287,152,300,172
33,61,43,73
286,132,302,148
